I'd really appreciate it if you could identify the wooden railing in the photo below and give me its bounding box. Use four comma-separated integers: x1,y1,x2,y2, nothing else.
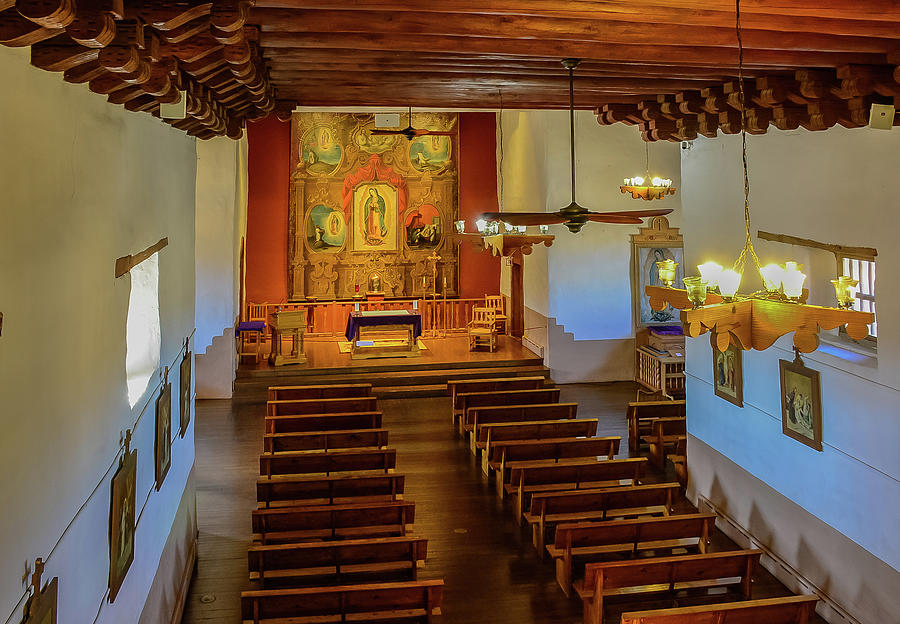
253,298,497,337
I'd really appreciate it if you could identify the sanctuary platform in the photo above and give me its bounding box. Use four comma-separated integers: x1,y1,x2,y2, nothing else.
234,335,549,403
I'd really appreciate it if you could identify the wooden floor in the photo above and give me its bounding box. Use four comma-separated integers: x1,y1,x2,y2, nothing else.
181,382,823,624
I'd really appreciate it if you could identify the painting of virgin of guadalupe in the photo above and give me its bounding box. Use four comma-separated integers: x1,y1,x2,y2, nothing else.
300,125,343,175
352,182,399,252
636,246,684,325
409,135,452,172
306,204,346,252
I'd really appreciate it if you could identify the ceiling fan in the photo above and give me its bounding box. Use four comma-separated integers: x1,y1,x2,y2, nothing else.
369,107,455,141
480,58,672,233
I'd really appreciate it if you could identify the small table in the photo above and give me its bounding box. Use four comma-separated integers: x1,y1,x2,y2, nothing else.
345,310,422,359
270,309,307,366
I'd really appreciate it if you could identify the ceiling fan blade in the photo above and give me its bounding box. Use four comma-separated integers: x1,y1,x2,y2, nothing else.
585,214,645,224
413,130,455,136
369,129,403,135
480,212,568,226
587,208,674,219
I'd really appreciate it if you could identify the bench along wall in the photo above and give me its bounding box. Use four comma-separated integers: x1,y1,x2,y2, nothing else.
0,47,198,624
680,127,900,624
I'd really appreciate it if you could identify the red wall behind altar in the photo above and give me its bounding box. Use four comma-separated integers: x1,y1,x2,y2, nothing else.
245,113,501,303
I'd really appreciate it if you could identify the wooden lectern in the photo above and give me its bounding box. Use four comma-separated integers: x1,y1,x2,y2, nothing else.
270,309,307,366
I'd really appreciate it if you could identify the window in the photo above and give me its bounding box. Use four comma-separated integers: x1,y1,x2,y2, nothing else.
126,253,161,406
841,256,876,340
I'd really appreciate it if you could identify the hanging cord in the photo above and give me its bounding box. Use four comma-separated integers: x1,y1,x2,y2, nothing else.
733,0,762,279
644,142,650,179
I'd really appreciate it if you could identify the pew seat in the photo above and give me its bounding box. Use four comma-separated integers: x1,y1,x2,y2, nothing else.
525,483,680,553
549,513,716,594
619,594,820,624
251,500,415,544
240,580,443,624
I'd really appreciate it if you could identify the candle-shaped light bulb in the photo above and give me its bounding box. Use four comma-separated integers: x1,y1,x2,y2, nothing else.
782,263,806,300
651,176,664,187
830,276,859,309
475,218,487,233
697,261,723,290
760,263,786,293
718,269,742,301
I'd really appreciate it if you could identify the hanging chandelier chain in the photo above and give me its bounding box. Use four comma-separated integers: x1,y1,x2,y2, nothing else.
645,142,650,178
733,0,761,278
568,62,577,205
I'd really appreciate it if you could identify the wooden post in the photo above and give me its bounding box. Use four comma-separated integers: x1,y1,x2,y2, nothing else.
510,252,524,338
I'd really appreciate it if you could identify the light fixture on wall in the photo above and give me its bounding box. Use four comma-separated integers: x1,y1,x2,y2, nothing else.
621,143,676,201
646,0,873,355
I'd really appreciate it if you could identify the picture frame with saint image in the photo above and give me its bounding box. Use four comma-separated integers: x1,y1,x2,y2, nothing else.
779,359,823,451
179,351,191,438
155,382,172,490
712,336,743,407
109,449,136,603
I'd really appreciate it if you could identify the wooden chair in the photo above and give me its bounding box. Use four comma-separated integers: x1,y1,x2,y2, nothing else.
576,550,762,624
240,580,444,624
525,482,680,553
247,535,428,588
484,294,508,334
251,500,416,544
619,594,820,624
237,302,268,363
467,307,498,352
263,428,389,454
550,513,716,593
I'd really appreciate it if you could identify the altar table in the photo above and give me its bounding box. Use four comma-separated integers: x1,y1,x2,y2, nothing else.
345,310,422,359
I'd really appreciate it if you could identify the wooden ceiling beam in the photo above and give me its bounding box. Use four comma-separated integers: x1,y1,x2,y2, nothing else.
259,34,885,67
251,9,896,54
249,1,900,25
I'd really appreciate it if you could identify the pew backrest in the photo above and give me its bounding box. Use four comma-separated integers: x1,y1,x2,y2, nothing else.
481,418,598,453
265,411,383,434
240,580,444,623
529,482,680,520
259,448,397,478
554,513,715,553
459,388,562,432
448,376,547,421
268,383,373,401
498,436,621,467
619,594,820,624
263,428,389,453
469,402,578,437
267,396,379,417
256,473,405,508
626,400,686,451
251,500,415,544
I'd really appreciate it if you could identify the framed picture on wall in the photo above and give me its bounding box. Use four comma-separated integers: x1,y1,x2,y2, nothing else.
155,382,172,490
630,216,684,328
179,351,192,438
712,335,743,407
779,358,823,451
23,575,57,624
109,448,136,602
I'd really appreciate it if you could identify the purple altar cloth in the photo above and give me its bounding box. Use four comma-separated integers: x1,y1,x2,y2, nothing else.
236,321,266,335
345,310,422,342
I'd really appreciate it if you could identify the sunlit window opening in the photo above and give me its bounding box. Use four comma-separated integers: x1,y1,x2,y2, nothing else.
843,257,877,339
126,253,161,407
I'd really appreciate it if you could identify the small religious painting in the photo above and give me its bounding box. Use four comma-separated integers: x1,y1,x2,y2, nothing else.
306,204,346,252
109,449,136,602
300,125,343,175
635,246,684,326
23,576,57,624
352,124,399,154
155,382,172,490
712,338,743,407
179,351,191,438
409,135,451,172
405,204,441,249
352,182,399,252
779,358,823,451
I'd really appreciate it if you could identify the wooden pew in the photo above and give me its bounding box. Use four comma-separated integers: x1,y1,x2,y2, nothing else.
550,513,716,594
457,388,562,436
257,473,405,508
265,411,383,435
447,375,547,425
479,418,599,474
248,535,428,588
525,483,680,552
268,383,373,401
644,417,687,470
576,550,762,624
260,448,397,478
263,428,389,454
620,594,820,624
267,396,379,417
490,436,622,497
670,437,687,488
626,400,685,452
509,457,648,522
251,500,415,544
240,580,444,624
468,403,579,453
